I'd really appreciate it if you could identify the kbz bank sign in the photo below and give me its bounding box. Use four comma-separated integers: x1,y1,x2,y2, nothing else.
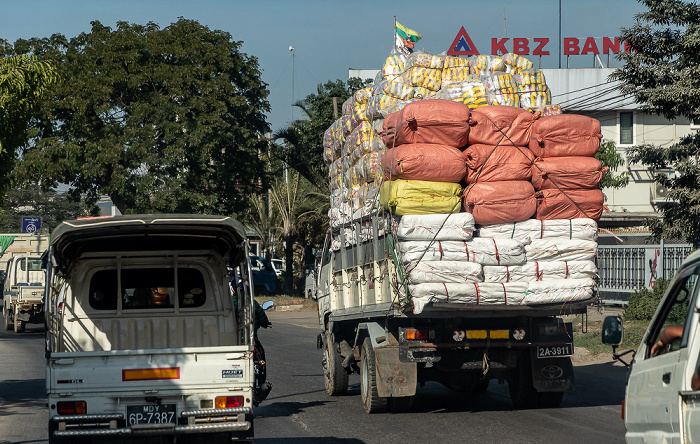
447,26,629,56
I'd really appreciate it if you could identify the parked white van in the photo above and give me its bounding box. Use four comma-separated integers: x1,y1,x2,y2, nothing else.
603,249,700,443
45,215,258,443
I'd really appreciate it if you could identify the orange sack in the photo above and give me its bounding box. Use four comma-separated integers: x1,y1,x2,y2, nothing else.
382,99,471,148
465,144,535,183
529,114,602,158
463,181,536,225
382,143,467,183
531,156,607,190
535,188,605,221
467,105,538,146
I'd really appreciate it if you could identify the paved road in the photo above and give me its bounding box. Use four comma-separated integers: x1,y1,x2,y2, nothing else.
0,309,628,444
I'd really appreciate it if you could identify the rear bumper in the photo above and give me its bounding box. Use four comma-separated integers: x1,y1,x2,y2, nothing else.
52,407,252,438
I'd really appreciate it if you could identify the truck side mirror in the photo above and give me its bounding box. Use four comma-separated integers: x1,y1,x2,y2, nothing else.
601,315,623,346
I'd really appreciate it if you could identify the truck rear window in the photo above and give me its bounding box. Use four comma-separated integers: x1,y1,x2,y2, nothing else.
89,268,207,310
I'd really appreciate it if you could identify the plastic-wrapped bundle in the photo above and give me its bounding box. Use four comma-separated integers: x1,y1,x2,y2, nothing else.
345,123,385,166
468,105,537,146
405,261,483,284
514,69,548,91
519,91,551,109
379,98,426,117
367,94,400,116
329,172,342,192
531,157,606,190
483,260,598,283
357,151,383,184
502,53,534,73
535,188,605,221
398,238,526,266
381,50,409,79
529,114,603,158
382,99,471,148
374,80,415,100
408,52,446,69
538,105,563,116
465,144,535,183
524,278,596,305
469,55,506,78
435,81,488,108
323,127,338,164
484,72,518,106
341,96,353,116
526,239,597,262
380,179,462,216
396,66,443,91
477,217,598,244
382,143,467,183
411,282,528,314
463,181,536,226
396,213,476,241
441,56,474,86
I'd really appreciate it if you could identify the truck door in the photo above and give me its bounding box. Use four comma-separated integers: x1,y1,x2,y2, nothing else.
626,265,700,444
681,281,700,443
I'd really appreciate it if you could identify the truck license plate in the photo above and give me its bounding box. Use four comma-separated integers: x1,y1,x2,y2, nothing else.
127,403,176,426
536,343,573,358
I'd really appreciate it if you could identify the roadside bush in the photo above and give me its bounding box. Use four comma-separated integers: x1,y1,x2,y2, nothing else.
625,279,669,321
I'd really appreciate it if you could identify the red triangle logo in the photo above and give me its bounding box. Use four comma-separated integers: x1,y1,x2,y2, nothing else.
447,27,480,56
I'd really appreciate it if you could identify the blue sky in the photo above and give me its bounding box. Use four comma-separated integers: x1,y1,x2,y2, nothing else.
1,0,647,133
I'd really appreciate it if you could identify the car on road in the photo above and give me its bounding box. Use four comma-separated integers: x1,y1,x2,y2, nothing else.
250,255,277,295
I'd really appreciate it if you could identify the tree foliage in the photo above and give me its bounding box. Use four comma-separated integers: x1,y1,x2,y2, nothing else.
0,52,57,200
272,78,371,193
12,19,270,215
612,0,700,245
595,139,630,189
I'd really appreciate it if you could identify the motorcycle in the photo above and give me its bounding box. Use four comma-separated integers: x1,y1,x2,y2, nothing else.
254,300,274,406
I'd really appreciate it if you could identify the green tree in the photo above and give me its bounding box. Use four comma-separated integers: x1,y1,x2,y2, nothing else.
0,185,98,233
273,78,371,193
12,19,270,215
611,0,700,245
596,139,630,189
0,53,57,200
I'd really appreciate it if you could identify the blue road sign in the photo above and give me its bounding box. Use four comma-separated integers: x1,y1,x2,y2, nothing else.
21,217,42,234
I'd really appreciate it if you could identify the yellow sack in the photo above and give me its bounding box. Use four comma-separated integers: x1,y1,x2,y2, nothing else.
380,180,463,216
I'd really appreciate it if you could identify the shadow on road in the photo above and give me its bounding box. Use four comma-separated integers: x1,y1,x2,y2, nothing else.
256,399,332,418
0,378,46,413
255,439,365,444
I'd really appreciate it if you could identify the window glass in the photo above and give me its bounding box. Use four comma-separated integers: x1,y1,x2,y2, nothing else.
88,267,207,310
620,112,633,145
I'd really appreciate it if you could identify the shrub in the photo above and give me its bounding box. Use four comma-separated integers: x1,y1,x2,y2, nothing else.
625,279,669,321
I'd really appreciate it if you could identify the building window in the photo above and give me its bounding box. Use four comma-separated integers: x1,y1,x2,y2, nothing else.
620,112,633,145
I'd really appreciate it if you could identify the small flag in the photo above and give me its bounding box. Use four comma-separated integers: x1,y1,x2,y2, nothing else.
396,21,423,55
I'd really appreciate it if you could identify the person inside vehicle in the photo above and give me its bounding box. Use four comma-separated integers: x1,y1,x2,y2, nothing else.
651,325,700,390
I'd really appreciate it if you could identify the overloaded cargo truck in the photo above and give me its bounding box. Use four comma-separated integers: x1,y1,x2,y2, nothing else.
317,50,602,412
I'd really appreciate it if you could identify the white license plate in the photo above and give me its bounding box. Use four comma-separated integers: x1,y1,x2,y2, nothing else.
127,403,176,426
536,343,573,358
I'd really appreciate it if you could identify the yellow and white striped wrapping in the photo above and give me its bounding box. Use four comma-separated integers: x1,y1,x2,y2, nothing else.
397,66,443,91
368,94,400,116
514,69,548,91
374,80,416,100
436,81,489,108
469,55,506,78
519,90,552,109
502,53,534,74
409,52,446,69
484,72,518,106
356,151,384,184
441,68,479,87
536,104,563,116
382,52,409,78
341,96,353,116
343,164,363,189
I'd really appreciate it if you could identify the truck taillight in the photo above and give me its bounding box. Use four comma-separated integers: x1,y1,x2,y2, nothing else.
621,400,625,420
215,396,244,409
405,328,430,340
57,401,87,415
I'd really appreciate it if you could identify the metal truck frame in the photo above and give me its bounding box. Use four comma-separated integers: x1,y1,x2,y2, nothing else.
45,215,258,443
316,217,589,413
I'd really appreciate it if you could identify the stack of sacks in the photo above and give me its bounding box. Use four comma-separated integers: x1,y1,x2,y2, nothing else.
435,80,488,109
395,213,531,314
378,50,409,81
478,218,598,306
462,105,539,225
514,69,552,110
351,86,376,124
483,72,518,106
501,53,534,74
368,80,432,116
393,52,444,92
441,55,473,87
529,114,605,220
470,55,506,78
380,100,470,216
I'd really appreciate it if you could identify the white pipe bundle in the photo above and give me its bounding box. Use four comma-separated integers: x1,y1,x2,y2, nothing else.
524,278,596,305
399,238,526,266
410,282,528,314
477,218,598,245
525,239,597,262
396,213,475,241
405,260,483,284
483,260,598,283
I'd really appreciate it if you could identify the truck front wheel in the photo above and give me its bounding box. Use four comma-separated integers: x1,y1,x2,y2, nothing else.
323,333,348,396
4,306,13,330
360,338,387,414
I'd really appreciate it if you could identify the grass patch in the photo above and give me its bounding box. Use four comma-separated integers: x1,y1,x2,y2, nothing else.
254,294,317,311
570,315,649,356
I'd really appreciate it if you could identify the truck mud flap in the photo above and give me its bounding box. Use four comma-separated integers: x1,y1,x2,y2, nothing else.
374,346,417,398
530,354,574,392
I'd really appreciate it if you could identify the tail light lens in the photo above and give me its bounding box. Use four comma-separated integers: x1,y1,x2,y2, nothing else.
405,328,430,340
57,401,87,414
215,396,244,409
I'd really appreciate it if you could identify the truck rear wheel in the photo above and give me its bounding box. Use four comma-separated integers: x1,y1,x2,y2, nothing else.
323,333,348,396
4,307,13,330
13,307,24,333
360,338,387,414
